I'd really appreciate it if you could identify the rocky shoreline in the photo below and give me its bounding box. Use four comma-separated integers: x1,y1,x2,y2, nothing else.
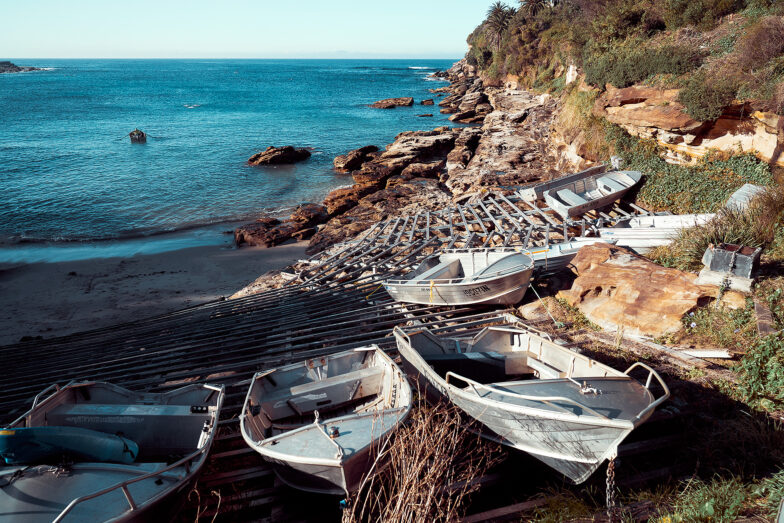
234,59,593,258
0,61,41,74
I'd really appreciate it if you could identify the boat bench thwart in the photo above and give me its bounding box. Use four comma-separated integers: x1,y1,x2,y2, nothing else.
395,325,669,484
241,347,411,496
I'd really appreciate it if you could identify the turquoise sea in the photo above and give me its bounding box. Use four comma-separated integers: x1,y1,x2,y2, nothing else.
0,59,456,262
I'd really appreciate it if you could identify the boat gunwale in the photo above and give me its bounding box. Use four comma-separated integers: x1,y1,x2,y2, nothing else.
384,251,534,286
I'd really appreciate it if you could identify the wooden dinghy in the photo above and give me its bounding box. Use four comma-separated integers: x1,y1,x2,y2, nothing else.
383,249,534,306
394,325,669,484
240,347,411,496
0,381,224,523
543,170,642,219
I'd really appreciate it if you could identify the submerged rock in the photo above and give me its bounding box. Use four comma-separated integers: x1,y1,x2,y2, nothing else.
248,146,311,166
421,99,435,106
371,97,414,109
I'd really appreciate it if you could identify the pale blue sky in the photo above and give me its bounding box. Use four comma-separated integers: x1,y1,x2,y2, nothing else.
2,0,492,58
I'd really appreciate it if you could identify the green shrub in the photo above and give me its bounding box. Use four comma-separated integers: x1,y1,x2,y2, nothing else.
584,45,700,88
736,332,784,411
678,70,739,121
664,0,744,29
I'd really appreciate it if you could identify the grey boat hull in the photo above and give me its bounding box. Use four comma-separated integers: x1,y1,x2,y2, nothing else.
383,250,534,306
394,326,668,484
240,347,412,496
543,170,642,219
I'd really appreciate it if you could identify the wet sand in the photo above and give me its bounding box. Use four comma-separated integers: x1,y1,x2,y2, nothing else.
0,241,307,346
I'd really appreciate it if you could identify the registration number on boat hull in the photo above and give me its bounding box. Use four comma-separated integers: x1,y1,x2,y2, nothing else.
463,285,491,297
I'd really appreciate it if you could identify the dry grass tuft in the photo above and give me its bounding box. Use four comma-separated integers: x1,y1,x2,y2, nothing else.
650,185,784,270
341,399,503,523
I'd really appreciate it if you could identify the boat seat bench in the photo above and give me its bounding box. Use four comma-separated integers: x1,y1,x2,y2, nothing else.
46,403,210,458
597,176,626,192
556,189,589,206
410,259,462,283
259,367,384,421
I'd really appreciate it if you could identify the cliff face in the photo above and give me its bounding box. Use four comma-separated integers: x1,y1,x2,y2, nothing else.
593,85,784,167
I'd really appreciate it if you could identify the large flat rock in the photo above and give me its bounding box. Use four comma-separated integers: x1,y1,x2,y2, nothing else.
558,243,714,337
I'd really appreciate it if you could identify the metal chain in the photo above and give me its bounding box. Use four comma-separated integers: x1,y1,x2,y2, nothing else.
606,455,619,522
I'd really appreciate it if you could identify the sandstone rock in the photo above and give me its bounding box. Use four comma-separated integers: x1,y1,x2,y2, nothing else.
594,85,784,167
289,203,328,228
371,97,414,109
322,184,376,216
421,99,435,105
558,243,714,337
333,145,379,172
235,217,297,248
292,228,317,241
248,146,311,166
307,178,451,254
400,160,445,179
417,113,433,117
445,89,561,198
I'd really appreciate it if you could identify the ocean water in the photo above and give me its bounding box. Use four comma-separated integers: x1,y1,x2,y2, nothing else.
0,59,456,262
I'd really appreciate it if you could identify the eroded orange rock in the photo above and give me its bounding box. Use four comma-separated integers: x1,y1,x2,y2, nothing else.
558,243,714,337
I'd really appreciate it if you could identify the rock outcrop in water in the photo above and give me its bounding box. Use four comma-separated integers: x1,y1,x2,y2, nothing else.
370,97,414,109
0,61,41,74
248,146,311,166
333,145,379,173
234,203,329,247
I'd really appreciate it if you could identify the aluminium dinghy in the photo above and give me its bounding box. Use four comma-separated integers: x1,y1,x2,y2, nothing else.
543,170,642,219
394,324,668,484
240,346,411,496
383,249,534,306
0,381,224,523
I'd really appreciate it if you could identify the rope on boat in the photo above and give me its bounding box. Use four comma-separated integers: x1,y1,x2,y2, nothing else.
365,284,384,300
429,280,435,304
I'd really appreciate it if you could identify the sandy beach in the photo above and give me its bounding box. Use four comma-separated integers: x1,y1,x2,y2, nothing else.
0,241,307,346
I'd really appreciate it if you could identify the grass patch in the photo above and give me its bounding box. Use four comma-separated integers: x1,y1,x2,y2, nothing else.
607,125,773,214
754,468,784,518
657,476,748,522
680,300,756,348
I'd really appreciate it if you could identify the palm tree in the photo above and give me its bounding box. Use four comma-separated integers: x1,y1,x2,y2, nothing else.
485,1,514,50
518,0,549,17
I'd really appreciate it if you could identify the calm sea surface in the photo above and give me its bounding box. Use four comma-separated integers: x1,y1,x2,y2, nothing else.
0,59,456,262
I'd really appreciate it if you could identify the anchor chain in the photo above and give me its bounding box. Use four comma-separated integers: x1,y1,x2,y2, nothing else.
606,455,619,522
